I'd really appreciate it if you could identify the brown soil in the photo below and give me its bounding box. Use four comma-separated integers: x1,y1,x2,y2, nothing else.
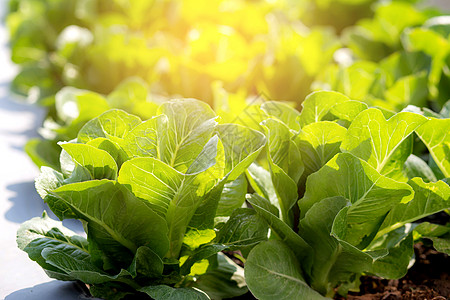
335,243,450,300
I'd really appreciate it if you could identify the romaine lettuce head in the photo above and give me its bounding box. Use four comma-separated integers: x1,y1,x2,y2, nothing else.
245,91,450,299
19,98,267,299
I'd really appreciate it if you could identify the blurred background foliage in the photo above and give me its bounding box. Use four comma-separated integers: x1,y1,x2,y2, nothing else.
5,0,450,168
9,0,440,106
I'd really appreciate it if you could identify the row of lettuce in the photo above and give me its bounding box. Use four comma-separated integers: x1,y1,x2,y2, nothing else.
8,0,450,299
8,0,447,108
8,0,342,104
19,94,450,299
8,0,450,170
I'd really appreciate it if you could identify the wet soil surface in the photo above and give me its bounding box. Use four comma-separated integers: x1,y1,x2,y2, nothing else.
335,243,449,300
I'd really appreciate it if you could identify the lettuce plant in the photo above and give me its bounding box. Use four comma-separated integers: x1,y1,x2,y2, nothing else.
17,99,268,299
7,0,115,98
25,77,159,170
8,0,341,107
314,3,449,112
243,91,450,299
343,1,439,61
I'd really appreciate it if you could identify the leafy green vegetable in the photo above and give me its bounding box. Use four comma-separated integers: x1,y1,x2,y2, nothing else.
245,240,326,300
298,91,349,127
8,0,342,114
10,1,450,298
404,154,437,183
301,153,414,246
294,121,347,177
376,178,450,238
340,109,427,180
344,2,437,61
314,2,450,112
139,285,209,300
192,253,248,299
19,99,266,299
245,91,450,298
23,81,156,170
415,118,450,178
17,211,89,281
25,138,61,170
262,118,302,225
415,222,450,254
13,0,450,180
48,180,169,262
59,143,118,180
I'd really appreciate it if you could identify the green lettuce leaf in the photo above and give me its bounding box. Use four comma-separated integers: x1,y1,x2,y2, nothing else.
215,208,269,251
298,91,349,127
189,124,266,230
35,167,64,199
376,178,450,238
340,108,428,180
121,115,167,159
368,228,414,279
117,138,221,259
215,124,266,181
415,222,450,254
294,121,347,178
261,101,301,131
415,118,450,177
216,174,248,217
41,247,134,284
245,240,326,300
47,180,169,265
25,138,61,170
60,143,118,180
158,99,217,173
328,101,369,123
299,197,373,294
17,211,89,281
86,138,129,169
263,118,302,225
404,154,438,183
193,253,248,299
299,153,413,247
77,109,141,145
247,194,313,272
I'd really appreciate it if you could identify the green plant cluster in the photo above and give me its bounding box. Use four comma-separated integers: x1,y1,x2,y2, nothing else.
244,91,450,299
6,0,450,299
314,2,450,112
8,0,343,105
20,99,268,299
18,94,450,299
24,78,159,170
7,0,437,112
8,0,450,174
